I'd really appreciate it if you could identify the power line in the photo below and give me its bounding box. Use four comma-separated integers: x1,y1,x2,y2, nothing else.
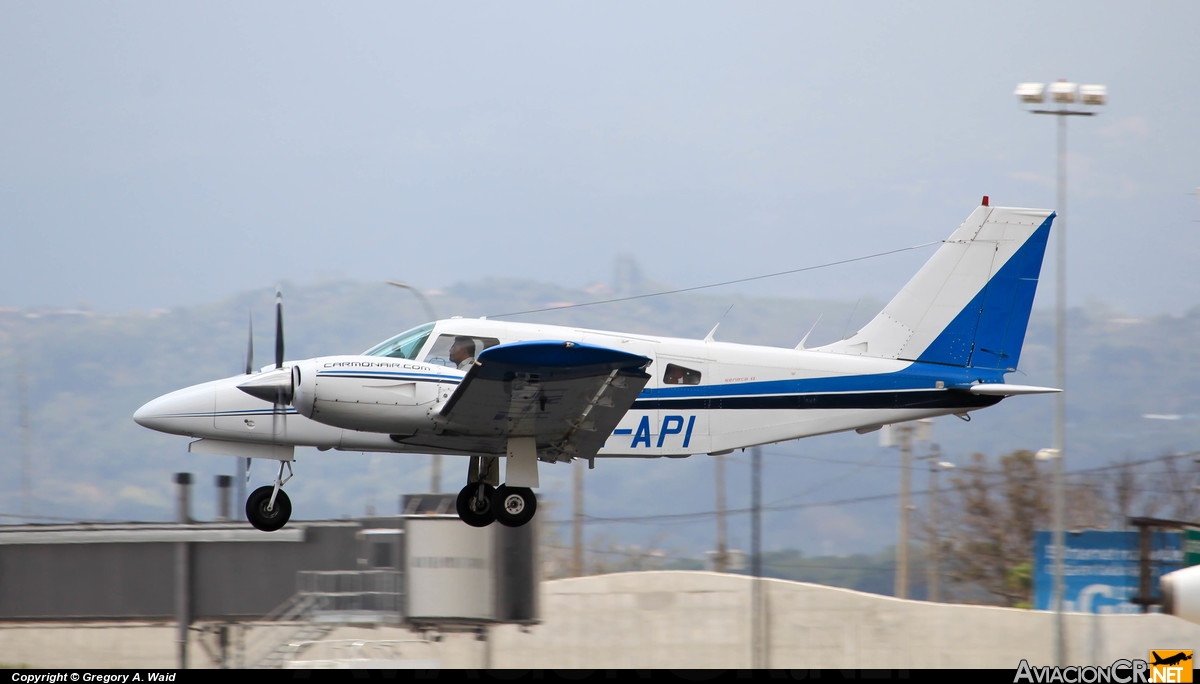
535,450,1200,528
486,240,942,318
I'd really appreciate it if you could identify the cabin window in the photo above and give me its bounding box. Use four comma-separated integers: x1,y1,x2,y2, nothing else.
424,334,502,369
362,323,434,359
662,363,701,385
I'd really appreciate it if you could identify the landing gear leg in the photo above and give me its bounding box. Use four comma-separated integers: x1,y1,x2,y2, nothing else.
492,437,539,527
246,460,293,532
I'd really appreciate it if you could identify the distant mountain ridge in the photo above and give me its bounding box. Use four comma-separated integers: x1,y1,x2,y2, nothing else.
1,278,1196,558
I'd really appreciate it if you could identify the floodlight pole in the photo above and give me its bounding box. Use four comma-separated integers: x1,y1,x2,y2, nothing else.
1018,78,1104,668
1053,110,1069,671
1044,107,1089,670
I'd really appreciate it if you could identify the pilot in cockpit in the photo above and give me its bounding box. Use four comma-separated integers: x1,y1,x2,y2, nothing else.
663,365,686,384
449,336,476,370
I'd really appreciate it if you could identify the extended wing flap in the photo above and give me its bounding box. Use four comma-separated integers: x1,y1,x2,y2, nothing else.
435,340,652,461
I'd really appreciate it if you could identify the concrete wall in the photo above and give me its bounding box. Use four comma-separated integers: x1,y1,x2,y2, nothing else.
2,571,1198,669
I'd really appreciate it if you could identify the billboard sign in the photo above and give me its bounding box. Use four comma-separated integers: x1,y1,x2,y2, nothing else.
1185,529,1200,567
1033,530,1182,613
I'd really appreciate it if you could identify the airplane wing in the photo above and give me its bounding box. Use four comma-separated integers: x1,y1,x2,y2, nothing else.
396,340,652,461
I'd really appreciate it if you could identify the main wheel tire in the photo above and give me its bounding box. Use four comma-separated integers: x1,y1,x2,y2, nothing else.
456,482,496,527
493,485,537,527
246,485,292,532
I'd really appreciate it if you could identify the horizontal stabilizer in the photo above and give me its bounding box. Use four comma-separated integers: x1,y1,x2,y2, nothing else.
963,383,1061,396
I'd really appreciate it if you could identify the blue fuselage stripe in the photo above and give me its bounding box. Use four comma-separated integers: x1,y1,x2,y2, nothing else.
633,390,999,411
155,408,300,419
316,371,461,383
631,361,1006,410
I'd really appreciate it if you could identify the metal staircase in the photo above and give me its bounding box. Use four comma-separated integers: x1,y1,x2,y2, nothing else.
240,570,405,668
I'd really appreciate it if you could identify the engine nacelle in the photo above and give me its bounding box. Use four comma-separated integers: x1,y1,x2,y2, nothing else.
1161,565,1200,625
291,356,450,434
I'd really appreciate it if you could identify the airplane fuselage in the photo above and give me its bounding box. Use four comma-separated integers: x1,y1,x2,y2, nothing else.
135,317,1003,461
132,203,1058,531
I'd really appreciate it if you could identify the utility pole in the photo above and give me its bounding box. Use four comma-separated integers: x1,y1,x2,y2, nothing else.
572,459,584,577
920,444,953,603
885,419,931,600
714,452,728,572
750,445,765,668
927,453,939,602
895,423,913,599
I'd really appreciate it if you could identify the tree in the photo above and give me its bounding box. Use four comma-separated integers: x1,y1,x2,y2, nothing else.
1094,451,1200,527
938,450,1105,606
940,450,1048,605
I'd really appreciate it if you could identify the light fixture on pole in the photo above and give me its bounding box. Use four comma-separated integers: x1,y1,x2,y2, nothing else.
386,281,437,323
386,281,441,492
1016,78,1105,667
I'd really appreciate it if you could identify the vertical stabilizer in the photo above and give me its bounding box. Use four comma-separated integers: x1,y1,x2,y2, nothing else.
814,205,1054,372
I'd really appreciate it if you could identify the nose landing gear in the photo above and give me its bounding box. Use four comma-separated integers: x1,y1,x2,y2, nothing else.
246,460,293,532
246,485,292,531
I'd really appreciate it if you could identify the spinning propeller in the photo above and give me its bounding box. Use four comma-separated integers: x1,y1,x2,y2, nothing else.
245,312,254,375
237,289,296,437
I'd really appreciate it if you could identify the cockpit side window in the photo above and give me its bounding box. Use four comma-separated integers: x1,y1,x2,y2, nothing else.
424,334,502,368
362,323,434,360
662,363,701,385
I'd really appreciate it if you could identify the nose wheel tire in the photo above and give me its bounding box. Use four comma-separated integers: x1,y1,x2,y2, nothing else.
493,485,537,527
246,485,292,532
456,482,497,527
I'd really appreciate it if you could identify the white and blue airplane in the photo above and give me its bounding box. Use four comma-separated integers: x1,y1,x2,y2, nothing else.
1161,565,1200,625
134,199,1059,532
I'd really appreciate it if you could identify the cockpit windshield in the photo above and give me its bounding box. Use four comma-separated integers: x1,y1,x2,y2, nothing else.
362,323,434,359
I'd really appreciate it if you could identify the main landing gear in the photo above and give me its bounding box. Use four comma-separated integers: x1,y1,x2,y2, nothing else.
240,454,540,531
456,456,537,528
246,460,293,532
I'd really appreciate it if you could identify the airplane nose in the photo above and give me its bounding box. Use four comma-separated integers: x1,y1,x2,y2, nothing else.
132,382,217,436
133,394,172,432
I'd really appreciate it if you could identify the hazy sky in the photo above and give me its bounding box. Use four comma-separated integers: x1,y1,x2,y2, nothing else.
3,2,1198,316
